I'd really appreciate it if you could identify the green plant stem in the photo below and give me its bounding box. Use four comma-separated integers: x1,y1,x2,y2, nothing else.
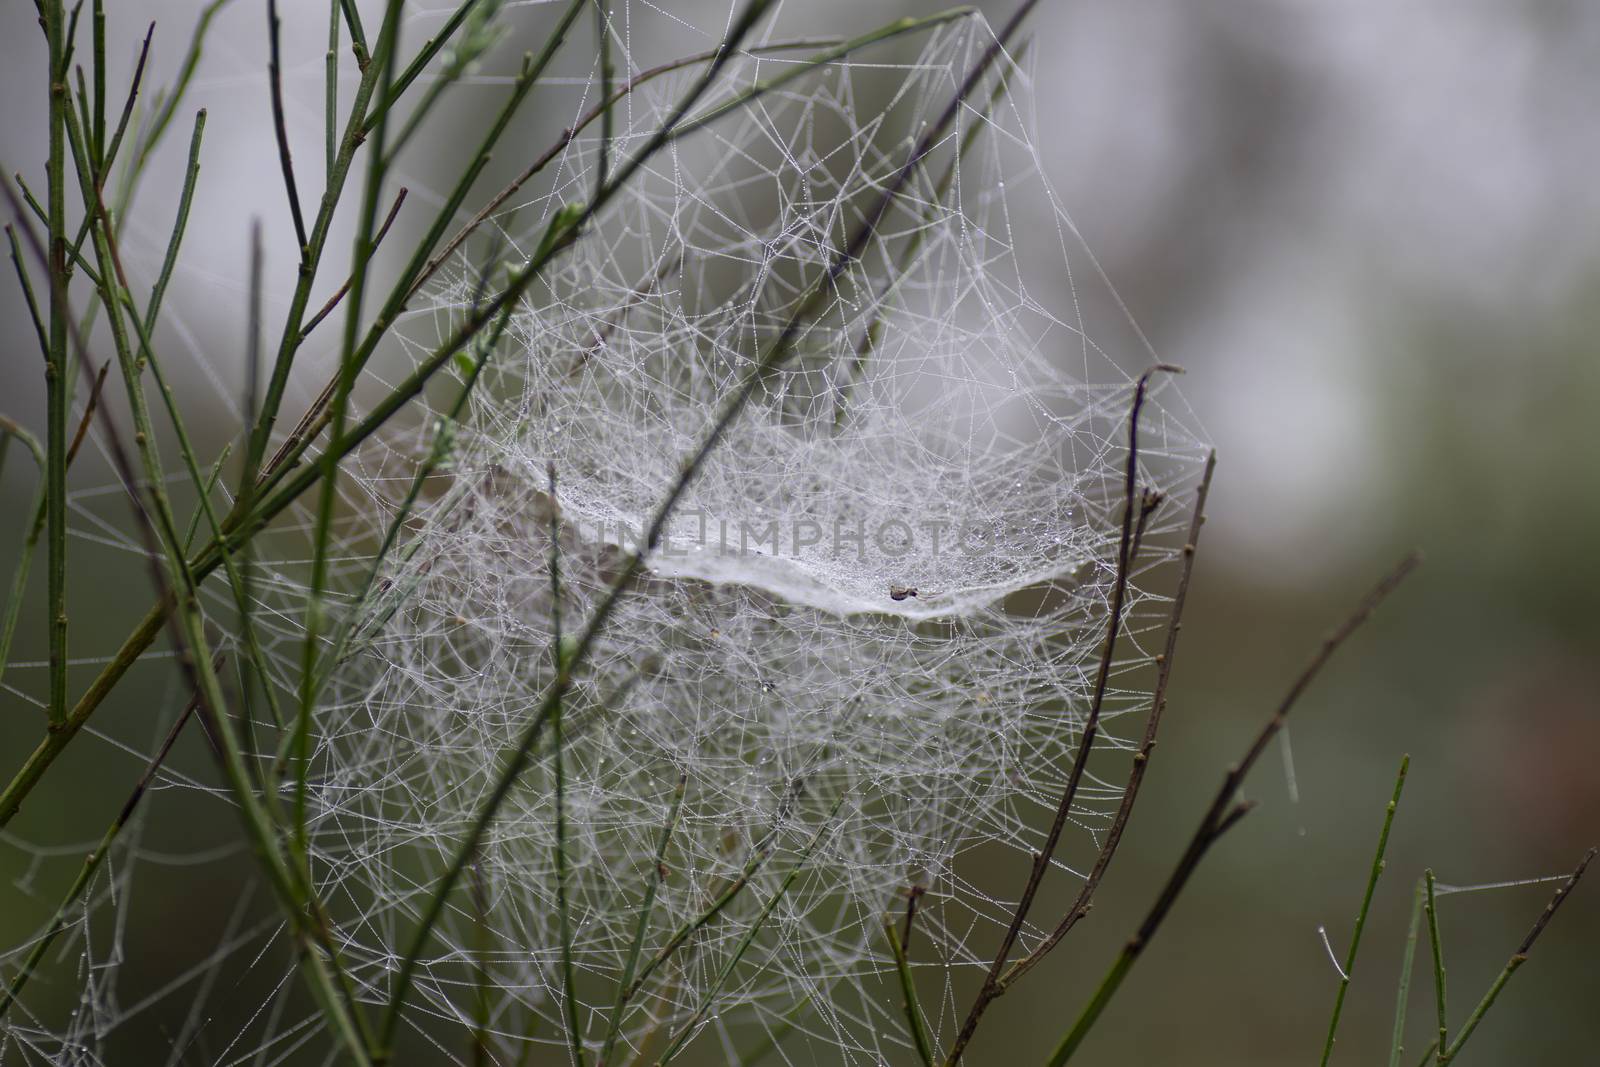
326,0,339,179
598,772,688,1066
361,0,482,136
144,110,206,325
1388,879,1427,1067
1319,754,1410,1067
548,462,585,1065
372,6,782,1046
139,0,234,171
1436,847,1593,1064
595,0,613,199
652,800,845,1065
0,419,46,690
885,918,935,1067
44,0,70,730
91,0,104,163
1424,870,1446,1063
295,0,406,879
238,2,398,495
6,224,50,356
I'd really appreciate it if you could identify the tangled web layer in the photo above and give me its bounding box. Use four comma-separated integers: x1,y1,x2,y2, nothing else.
0,7,1209,1065
305,13,1207,1062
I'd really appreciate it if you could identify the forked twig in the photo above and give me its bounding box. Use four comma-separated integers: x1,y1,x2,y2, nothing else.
948,364,1181,1062
997,450,1215,993
1432,847,1594,1064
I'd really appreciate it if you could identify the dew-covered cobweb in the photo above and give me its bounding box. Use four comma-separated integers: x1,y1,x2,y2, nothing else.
1,4,1209,1064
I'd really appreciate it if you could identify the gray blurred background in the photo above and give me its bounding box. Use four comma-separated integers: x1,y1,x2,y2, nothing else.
1,0,1596,1063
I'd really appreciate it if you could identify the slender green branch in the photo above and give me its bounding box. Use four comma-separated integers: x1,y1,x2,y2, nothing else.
594,0,614,200
598,772,689,1066
339,0,371,69
6,224,50,357
139,0,234,170
885,916,935,1067
0,418,46,691
548,461,585,1065
654,799,846,1064
144,110,206,326
1319,755,1410,1067
238,0,400,497
91,0,104,164
326,0,340,179
1424,870,1446,1063
44,0,71,730
361,0,484,136
1389,879,1427,1067
1436,848,1593,1064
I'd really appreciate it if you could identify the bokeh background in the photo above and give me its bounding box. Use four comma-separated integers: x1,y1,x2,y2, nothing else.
1,0,1596,1063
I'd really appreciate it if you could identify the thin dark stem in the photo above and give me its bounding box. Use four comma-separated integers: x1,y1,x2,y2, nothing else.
947,365,1179,1062
268,0,310,251
298,186,408,339
44,0,71,731
997,450,1216,992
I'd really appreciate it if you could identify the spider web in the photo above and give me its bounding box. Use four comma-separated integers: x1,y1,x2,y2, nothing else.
1,5,1207,1064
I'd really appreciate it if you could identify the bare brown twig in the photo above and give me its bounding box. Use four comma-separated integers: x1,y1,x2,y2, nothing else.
998,450,1216,992
946,364,1181,1063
